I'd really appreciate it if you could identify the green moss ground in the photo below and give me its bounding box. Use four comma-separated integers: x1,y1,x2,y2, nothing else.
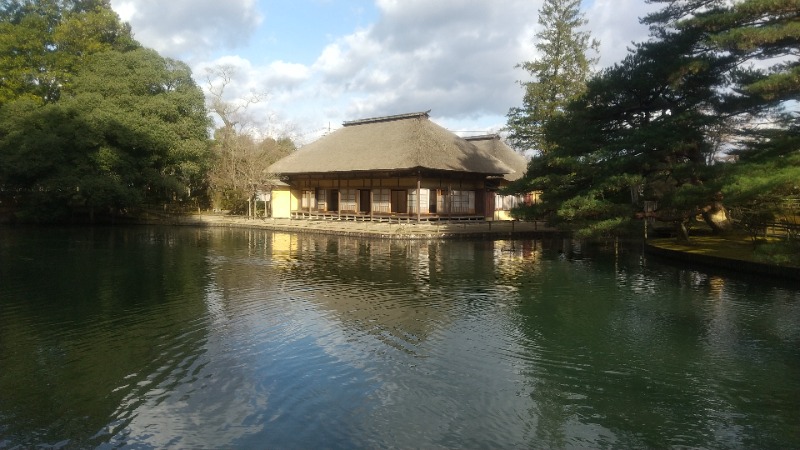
648,234,799,268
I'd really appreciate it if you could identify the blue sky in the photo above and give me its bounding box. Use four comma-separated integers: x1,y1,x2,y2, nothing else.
254,1,379,65
110,0,659,145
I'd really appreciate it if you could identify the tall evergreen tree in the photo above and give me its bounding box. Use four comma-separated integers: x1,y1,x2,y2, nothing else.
517,0,798,239
514,0,734,238
676,0,799,107
688,0,800,229
649,0,799,205
525,26,733,238
506,0,599,155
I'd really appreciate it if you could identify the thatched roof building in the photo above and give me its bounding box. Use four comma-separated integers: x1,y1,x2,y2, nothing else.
269,111,512,176
267,111,529,221
464,134,528,182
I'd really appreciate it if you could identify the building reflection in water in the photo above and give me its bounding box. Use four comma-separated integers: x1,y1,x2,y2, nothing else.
206,232,547,349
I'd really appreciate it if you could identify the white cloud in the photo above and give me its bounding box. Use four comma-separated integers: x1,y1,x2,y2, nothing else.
109,0,661,143
314,42,349,78
313,29,383,82
110,0,263,61
306,0,541,125
112,1,136,22
266,61,312,87
588,0,659,67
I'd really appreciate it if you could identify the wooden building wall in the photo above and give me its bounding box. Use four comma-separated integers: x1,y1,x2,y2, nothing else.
273,172,507,219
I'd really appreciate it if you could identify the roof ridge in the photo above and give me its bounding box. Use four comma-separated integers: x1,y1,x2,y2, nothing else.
342,110,431,127
463,134,500,141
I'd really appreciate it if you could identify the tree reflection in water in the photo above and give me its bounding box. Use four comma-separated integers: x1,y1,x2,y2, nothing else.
0,227,797,448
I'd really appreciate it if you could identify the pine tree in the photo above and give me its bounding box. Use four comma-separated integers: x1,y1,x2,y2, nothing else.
506,0,599,154
683,0,799,107
513,0,734,238
516,0,798,239
523,26,732,239
690,0,800,228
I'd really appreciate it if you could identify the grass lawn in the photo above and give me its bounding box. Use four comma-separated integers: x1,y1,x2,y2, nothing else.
648,233,799,268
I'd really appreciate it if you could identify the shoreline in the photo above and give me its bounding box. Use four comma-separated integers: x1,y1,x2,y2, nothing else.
160,216,800,280
644,239,800,280
6,213,795,280
149,214,560,240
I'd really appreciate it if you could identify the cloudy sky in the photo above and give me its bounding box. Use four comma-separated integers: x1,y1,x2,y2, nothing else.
109,0,660,144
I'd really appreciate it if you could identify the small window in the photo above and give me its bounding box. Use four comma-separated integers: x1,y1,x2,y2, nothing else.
451,190,475,214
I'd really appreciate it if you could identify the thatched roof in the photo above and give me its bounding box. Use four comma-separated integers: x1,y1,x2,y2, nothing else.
464,134,528,182
269,111,512,176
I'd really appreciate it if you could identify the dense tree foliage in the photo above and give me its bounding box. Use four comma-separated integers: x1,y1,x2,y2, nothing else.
511,0,798,241
688,0,800,206
0,0,210,222
506,0,598,154
0,0,137,105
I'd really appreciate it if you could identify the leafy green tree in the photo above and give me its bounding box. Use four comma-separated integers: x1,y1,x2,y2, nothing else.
67,49,211,206
0,0,137,105
0,49,210,221
506,0,599,154
0,1,211,222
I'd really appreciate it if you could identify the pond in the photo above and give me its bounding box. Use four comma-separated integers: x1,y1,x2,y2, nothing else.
1,226,798,448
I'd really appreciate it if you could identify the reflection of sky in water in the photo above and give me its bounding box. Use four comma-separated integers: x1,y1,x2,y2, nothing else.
98,237,559,447
101,285,382,448
2,228,798,449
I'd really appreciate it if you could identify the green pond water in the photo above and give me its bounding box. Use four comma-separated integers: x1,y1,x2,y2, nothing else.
0,226,798,448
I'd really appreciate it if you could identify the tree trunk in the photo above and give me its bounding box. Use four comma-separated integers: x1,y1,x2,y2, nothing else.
701,193,733,234
702,202,732,234
677,220,690,243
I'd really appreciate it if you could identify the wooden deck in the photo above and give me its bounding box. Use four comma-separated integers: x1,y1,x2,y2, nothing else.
290,211,487,223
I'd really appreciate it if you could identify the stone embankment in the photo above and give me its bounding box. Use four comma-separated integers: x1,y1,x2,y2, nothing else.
153,214,556,240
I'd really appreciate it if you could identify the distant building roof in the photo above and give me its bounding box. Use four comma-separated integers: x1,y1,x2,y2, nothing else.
464,134,528,182
269,111,512,176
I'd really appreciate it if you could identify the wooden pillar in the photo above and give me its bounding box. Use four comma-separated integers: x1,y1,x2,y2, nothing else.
370,189,374,221
448,184,452,219
416,176,421,223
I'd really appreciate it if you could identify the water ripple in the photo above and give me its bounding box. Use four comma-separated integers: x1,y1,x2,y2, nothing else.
1,229,798,449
